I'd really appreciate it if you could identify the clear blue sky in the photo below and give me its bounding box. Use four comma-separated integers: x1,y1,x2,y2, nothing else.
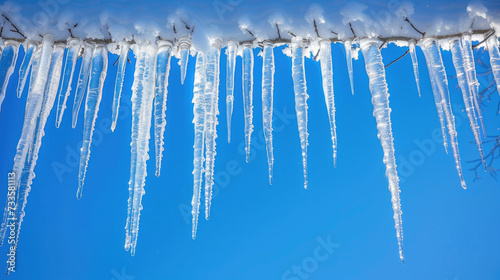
0,39,499,280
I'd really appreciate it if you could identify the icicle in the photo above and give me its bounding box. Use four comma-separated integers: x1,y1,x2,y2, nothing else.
111,42,130,132
344,40,354,95
55,38,82,128
76,45,108,199
319,39,338,167
291,38,309,189
0,41,19,111
226,40,237,143
424,45,449,153
450,38,486,170
124,44,157,256
261,41,275,184
17,41,36,98
153,41,172,177
241,43,254,162
461,34,486,136
409,40,421,97
486,34,500,95
178,36,191,85
204,39,222,220
422,38,466,189
360,38,404,263
72,44,95,128
0,35,54,248
191,52,206,239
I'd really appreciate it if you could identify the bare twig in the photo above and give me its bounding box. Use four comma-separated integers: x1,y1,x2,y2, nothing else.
404,17,425,37
113,55,120,66
472,30,495,50
245,28,256,39
384,49,410,68
276,23,281,39
379,41,387,50
330,30,338,36
173,24,177,34
349,22,356,37
313,20,320,38
2,14,26,39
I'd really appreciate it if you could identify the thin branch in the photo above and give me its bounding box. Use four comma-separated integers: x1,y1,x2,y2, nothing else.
2,14,26,39
288,31,296,38
349,22,356,37
330,30,338,36
472,30,495,50
313,20,320,38
245,28,256,39
276,23,281,39
113,55,120,66
384,49,410,68
404,17,425,36
313,48,321,61
379,41,387,50
173,24,177,34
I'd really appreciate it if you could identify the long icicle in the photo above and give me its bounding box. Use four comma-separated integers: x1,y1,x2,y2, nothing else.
461,34,486,136
153,41,172,177
291,38,309,189
110,42,130,132
0,41,63,272
178,36,191,85
409,40,421,97
226,40,237,143
0,35,54,248
55,38,82,128
76,45,108,199
204,39,222,220
124,43,157,256
344,40,354,95
261,41,275,184
485,34,500,95
450,38,486,170
242,42,254,162
319,39,338,167
422,38,466,189
17,41,36,98
361,38,404,263
0,41,19,111
424,44,449,153
191,52,206,239
71,44,95,128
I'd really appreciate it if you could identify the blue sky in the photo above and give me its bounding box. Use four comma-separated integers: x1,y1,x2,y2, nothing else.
0,38,499,280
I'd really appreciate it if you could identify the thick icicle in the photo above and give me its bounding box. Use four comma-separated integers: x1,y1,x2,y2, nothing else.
0,42,19,111
225,40,237,143
241,43,254,162
178,36,191,85
344,40,354,95
76,45,108,199
424,46,449,153
461,34,486,136
291,38,309,189
422,38,466,189
17,41,35,98
319,39,338,167
0,35,54,248
191,52,206,239
55,38,82,128
261,42,275,184
204,39,222,220
124,44,157,256
486,34,500,95
409,40,421,97
72,44,95,128
360,39,404,263
153,41,172,177
111,42,130,132
450,38,486,170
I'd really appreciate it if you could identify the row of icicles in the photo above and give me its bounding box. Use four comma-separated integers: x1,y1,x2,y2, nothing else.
0,31,499,265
